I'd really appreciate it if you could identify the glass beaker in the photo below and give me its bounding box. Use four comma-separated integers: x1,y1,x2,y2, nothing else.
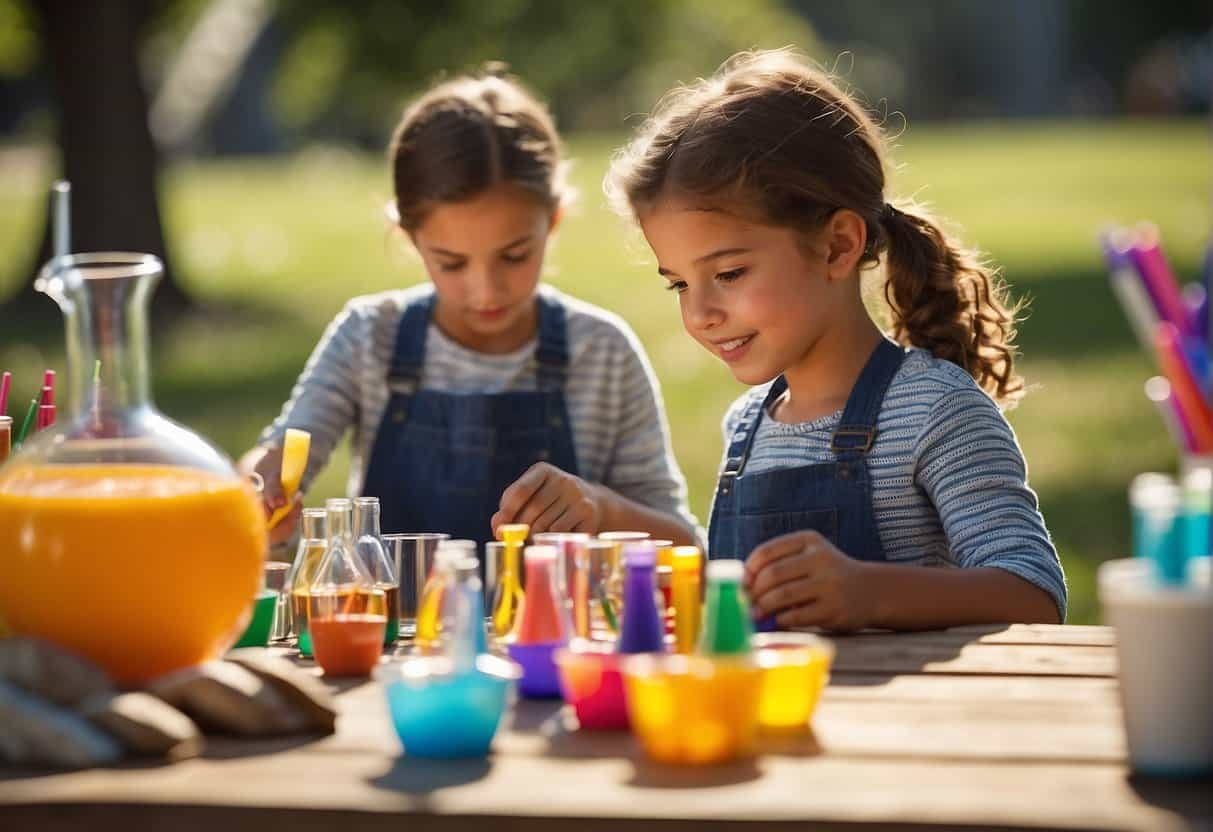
0,253,266,684
382,532,449,639
586,539,620,636
598,531,649,629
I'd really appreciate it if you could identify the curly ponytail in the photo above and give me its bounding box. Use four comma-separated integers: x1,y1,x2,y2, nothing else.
606,48,1027,408
880,203,1024,406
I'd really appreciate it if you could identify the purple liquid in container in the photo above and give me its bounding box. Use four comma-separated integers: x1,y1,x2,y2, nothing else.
617,542,665,654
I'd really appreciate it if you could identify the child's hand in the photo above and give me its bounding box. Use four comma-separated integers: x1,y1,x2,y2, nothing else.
744,530,875,632
248,446,302,546
492,463,602,536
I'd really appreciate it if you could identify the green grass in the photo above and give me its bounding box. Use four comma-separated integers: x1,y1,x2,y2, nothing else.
1,120,1209,625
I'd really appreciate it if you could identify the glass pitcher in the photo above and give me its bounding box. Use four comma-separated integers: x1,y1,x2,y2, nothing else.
0,253,266,685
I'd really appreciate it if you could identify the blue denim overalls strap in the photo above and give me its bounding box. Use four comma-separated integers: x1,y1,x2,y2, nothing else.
707,337,907,563
361,290,579,547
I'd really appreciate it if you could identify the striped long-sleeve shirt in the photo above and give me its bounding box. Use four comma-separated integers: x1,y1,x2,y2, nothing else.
715,348,1067,619
258,284,699,532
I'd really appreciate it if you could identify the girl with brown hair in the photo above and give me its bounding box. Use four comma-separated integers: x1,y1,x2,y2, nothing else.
245,67,699,550
607,49,1065,630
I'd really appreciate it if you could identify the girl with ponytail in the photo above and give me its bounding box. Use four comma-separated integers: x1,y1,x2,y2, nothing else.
607,49,1065,629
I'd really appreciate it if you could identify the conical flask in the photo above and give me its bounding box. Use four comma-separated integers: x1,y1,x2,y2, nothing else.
0,253,265,684
514,545,566,645
617,541,665,654
699,559,753,656
309,498,385,676
353,497,400,645
289,507,327,656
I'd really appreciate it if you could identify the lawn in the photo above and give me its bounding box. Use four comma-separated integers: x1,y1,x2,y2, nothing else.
0,120,1209,624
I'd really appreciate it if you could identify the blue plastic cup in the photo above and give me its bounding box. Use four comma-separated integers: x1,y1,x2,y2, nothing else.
380,654,520,759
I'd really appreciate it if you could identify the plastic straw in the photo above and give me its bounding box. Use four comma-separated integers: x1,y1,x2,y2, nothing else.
1130,225,1192,338
1183,283,1208,341
1155,323,1213,452
1103,230,1159,359
0,371,9,416
52,180,70,261
1109,269,1159,359
14,398,37,446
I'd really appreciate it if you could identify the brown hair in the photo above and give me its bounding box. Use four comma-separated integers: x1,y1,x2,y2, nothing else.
606,49,1023,406
389,63,572,232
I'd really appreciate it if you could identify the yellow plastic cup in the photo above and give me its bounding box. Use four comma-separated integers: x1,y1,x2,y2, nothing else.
622,653,763,765
752,633,834,730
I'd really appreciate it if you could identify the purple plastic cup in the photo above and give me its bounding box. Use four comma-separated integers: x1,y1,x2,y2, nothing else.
507,641,564,698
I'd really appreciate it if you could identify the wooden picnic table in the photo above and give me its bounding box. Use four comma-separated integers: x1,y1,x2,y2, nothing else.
1,624,1208,831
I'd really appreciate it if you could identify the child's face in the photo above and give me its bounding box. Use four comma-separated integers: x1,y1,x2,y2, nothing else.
412,184,555,351
640,197,842,385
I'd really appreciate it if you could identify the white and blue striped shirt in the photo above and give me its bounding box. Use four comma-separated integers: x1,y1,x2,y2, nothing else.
258,284,698,531
717,348,1067,619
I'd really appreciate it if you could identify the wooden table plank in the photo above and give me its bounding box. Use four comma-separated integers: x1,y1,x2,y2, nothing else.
3,627,1204,832
232,675,1125,764
804,624,1116,648
948,624,1116,647
827,673,1121,705
1,744,1201,832
831,639,1117,677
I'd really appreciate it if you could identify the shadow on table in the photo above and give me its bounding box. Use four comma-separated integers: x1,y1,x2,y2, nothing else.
625,757,763,790
0,730,329,781
503,699,566,734
540,711,635,762
368,755,493,798
1127,773,1213,823
820,627,985,686
759,725,822,758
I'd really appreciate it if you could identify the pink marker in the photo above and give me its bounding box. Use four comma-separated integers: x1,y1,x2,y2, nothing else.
0,371,10,416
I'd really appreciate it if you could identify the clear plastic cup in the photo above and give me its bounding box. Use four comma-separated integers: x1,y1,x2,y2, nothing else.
1098,556,1211,777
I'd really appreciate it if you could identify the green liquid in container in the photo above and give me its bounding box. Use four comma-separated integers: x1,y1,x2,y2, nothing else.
699,559,753,655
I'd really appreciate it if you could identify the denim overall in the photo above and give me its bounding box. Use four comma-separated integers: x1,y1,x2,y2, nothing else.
708,338,906,565
362,291,579,547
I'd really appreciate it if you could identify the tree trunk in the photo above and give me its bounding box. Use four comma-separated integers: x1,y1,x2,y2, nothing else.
7,0,188,318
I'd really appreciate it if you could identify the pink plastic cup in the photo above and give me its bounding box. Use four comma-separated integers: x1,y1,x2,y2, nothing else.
554,639,629,730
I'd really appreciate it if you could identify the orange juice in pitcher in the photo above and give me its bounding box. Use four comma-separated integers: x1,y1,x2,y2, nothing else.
0,253,267,685
0,464,264,683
